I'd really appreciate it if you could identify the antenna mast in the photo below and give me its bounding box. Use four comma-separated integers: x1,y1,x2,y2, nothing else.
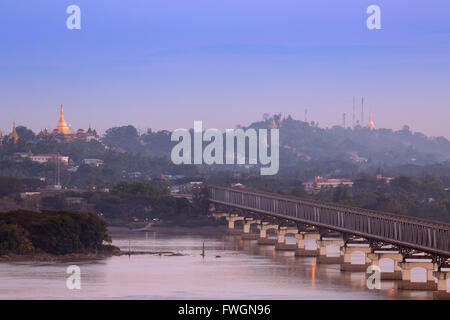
352,96,355,128
361,97,364,125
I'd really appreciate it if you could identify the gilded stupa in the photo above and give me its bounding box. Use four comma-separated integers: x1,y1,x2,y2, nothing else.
367,112,376,130
54,104,72,135
8,121,19,143
269,118,277,129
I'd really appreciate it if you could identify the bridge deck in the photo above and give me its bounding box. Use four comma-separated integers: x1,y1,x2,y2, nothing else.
208,185,450,257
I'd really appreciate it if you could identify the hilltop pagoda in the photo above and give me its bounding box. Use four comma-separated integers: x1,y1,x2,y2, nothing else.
53,104,72,135
8,121,19,144
366,112,376,130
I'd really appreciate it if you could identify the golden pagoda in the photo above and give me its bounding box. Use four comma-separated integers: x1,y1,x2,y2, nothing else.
367,112,376,130
54,104,72,135
8,121,19,143
269,118,277,129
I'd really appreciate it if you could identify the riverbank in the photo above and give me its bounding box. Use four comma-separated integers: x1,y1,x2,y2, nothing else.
0,247,189,262
0,245,121,262
0,225,226,262
108,224,228,235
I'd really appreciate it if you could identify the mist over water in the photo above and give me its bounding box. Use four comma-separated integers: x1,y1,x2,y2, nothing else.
0,229,432,299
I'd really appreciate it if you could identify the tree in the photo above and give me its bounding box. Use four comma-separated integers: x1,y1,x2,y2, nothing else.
103,125,139,151
16,126,36,143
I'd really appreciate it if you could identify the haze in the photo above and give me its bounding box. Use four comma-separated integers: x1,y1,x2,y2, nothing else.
0,0,449,137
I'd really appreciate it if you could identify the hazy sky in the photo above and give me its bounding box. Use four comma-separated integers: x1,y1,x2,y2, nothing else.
1,0,449,137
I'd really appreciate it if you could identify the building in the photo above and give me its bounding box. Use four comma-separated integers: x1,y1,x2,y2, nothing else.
20,192,41,199
231,183,245,188
13,152,31,162
12,151,69,165
82,158,104,167
127,171,142,179
75,127,100,142
29,154,69,165
53,104,72,136
347,151,368,164
367,112,376,130
190,181,203,191
49,104,100,142
8,121,19,144
376,174,394,184
303,176,354,193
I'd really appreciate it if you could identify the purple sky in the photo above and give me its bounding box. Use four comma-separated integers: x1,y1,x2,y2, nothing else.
1,0,450,137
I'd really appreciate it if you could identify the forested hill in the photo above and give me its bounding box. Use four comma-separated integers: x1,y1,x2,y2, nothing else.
3,114,450,175
248,115,450,166
102,115,450,167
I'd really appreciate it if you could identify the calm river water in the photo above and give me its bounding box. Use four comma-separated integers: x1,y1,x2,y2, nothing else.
0,228,432,299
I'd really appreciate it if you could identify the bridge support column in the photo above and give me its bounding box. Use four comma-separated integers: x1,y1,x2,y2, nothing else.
432,271,450,300
317,238,344,264
257,223,278,245
340,245,371,272
398,261,438,290
295,232,320,257
226,215,245,235
241,218,260,240
275,227,298,250
367,252,403,280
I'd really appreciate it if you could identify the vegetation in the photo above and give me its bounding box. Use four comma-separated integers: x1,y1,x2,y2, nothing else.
0,176,45,198
0,210,112,255
85,182,215,227
283,174,450,223
2,115,450,226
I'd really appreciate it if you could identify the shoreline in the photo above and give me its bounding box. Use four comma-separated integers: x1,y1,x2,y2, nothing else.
0,225,227,262
108,224,227,235
0,249,120,263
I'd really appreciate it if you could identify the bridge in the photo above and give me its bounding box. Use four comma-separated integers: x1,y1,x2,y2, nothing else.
207,185,450,299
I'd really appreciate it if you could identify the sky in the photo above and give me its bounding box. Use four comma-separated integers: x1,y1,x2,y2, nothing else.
0,0,449,137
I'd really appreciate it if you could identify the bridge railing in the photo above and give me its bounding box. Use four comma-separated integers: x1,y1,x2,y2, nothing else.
208,185,450,257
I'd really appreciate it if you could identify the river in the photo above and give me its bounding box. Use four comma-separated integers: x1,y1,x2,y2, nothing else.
0,227,432,299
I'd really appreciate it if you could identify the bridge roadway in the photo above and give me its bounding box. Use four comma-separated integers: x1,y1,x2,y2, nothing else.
207,185,450,258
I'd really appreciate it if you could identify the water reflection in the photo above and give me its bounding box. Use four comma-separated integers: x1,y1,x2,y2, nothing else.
0,229,434,299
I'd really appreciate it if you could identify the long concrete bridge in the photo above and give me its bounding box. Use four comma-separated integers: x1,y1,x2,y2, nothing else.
207,185,450,299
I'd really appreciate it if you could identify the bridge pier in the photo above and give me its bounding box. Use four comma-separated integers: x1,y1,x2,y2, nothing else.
241,218,260,240
208,186,450,288
275,227,298,250
340,244,371,272
226,214,245,235
317,238,344,264
398,260,438,290
432,271,450,300
367,252,403,280
295,232,320,257
257,222,278,245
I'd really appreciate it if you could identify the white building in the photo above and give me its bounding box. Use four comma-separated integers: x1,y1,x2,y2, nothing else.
82,158,104,167
303,176,354,193
30,154,69,165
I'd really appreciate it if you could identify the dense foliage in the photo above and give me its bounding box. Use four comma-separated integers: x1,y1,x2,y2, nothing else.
293,174,450,223
84,182,214,227
0,210,111,255
2,116,450,226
